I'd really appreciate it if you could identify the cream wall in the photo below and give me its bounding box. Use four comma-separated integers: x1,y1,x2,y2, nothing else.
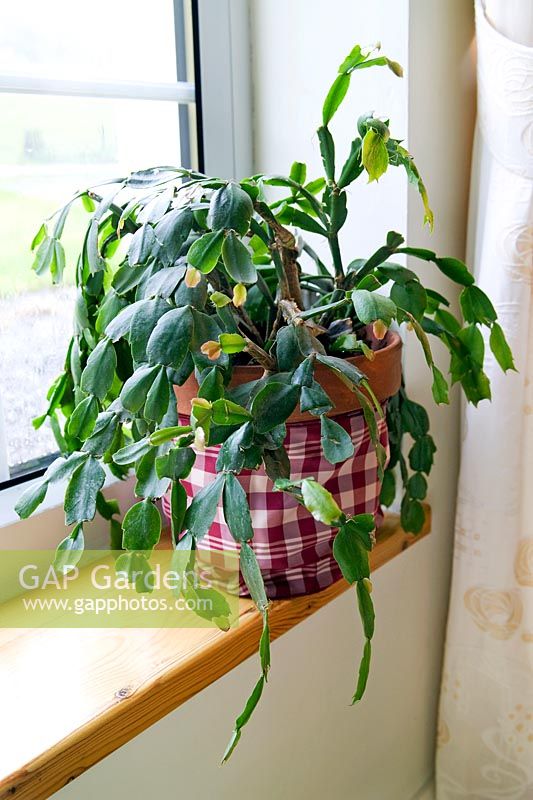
54,2,475,798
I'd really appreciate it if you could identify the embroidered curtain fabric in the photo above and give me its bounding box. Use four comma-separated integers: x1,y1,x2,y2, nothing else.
437,1,533,797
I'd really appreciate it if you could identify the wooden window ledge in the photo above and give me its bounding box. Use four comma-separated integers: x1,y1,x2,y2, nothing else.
0,508,430,800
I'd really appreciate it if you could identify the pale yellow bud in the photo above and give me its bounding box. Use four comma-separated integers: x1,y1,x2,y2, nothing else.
185,266,201,288
232,283,247,307
361,342,376,362
372,320,388,340
194,427,206,452
200,340,222,361
363,578,373,594
387,59,404,78
191,397,212,409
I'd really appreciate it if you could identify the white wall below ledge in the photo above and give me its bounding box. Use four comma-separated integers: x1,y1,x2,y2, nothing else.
55,547,440,800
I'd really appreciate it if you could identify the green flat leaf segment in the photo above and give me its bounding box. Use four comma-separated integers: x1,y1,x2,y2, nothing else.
67,396,99,440
208,183,253,236
223,474,254,541
64,456,106,525
146,306,194,368
352,289,396,325
184,473,226,540
221,231,257,284
240,541,268,612
301,479,343,526
80,339,116,401
490,323,516,372
333,522,370,584
362,129,389,182
187,229,224,273
15,480,48,520
54,524,85,574
320,415,354,464
251,383,300,433
322,73,351,125
122,499,162,551
222,676,264,764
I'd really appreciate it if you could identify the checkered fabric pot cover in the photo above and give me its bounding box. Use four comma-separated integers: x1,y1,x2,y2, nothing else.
162,407,389,599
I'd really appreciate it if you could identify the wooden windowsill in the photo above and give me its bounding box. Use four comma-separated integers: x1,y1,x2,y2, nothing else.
0,508,430,800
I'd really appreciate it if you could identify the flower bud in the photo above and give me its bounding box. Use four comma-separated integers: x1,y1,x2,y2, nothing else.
387,59,404,78
200,340,222,361
363,578,373,594
191,397,212,410
194,427,206,452
185,266,201,288
361,342,376,361
372,319,388,340
232,283,247,307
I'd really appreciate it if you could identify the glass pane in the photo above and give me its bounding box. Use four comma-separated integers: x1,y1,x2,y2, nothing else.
0,1,179,83
0,92,191,476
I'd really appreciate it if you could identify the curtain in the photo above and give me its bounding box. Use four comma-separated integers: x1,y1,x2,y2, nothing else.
436,1,533,798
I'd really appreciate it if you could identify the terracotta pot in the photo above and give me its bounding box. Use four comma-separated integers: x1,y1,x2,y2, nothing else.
175,331,402,420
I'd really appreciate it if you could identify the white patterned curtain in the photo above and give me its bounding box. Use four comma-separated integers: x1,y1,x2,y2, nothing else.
436,1,533,798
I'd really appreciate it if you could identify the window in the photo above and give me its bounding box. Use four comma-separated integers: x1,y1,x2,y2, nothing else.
0,0,199,484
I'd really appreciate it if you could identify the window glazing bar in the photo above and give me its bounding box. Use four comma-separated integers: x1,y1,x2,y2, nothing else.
0,74,195,103
174,0,192,168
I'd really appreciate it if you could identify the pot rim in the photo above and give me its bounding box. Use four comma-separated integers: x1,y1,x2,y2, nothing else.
227,329,402,374
176,329,403,421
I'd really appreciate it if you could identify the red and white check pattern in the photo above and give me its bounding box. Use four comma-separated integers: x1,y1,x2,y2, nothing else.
163,408,389,599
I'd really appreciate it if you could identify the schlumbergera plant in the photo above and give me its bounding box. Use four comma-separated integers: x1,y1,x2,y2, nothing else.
17,44,514,759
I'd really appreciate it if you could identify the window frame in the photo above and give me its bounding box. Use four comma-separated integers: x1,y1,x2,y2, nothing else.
0,74,196,103
0,0,252,533
194,0,252,179
0,1,195,489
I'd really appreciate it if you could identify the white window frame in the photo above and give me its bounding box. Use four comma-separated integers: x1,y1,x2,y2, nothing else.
0,74,196,103
0,0,252,542
195,0,252,179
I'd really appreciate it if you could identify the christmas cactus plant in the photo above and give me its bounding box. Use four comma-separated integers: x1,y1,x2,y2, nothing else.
16,43,514,759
